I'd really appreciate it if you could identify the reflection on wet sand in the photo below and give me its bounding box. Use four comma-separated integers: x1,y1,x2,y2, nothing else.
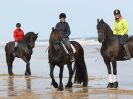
48,81,133,99
0,76,133,99
49,87,89,99
6,76,38,99
8,77,16,96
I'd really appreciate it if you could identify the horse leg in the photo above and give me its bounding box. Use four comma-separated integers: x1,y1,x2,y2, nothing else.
25,62,31,76
49,64,58,88
6,56,15,76
65,64,73,89
58,66,64,91
22,57,31,76
112,61,118,88
104,59,113,88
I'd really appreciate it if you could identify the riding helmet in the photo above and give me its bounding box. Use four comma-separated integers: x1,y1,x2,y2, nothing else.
114,9,121,15
16,23,21,27
59,13,66,19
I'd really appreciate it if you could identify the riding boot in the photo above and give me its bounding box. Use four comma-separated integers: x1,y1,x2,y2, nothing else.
66,44,75,62
123,44,131,59
62,37,75,62
64,44,74,62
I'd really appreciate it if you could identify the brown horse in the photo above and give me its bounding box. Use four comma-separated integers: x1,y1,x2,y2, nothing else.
5,32,38,76
97,19,133,88
48,27,88,91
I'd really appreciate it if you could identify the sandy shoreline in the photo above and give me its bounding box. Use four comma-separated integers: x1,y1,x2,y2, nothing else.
0,75,133,99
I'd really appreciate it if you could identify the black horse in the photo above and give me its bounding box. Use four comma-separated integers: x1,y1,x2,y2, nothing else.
5,32,38,76
97,19,133,88
48,28,88,91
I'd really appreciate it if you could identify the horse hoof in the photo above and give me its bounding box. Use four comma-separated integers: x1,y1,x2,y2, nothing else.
28,72,31,76
65,83,73,89
25,74,29,77
107,83,113,88
25,75,30,78
28,73,31,76
113,82,118,88
83,82,88,87
25,72,31,76
25,73,31,77
25,72,28,76
9,73,14,76
57,87,64,91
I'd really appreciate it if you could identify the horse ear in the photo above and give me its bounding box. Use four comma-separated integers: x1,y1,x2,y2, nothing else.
101,19,104,23
52,27,55,32
97,18,100,23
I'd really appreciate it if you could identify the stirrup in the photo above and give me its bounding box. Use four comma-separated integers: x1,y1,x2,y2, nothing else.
70,56,75,62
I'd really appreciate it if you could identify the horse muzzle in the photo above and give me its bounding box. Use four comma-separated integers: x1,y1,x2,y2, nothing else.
30,43,35,48
98,37,104,43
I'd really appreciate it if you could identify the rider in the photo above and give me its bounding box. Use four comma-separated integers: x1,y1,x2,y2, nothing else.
13,23,24,56
113,9,131,59
55,13,75,62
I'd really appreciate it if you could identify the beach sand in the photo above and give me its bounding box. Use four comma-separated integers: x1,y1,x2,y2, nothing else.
1,42,133,99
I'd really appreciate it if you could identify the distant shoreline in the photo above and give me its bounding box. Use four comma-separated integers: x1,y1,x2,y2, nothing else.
0,37,99,47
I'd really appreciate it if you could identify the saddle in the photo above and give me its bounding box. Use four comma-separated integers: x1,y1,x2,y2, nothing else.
61,42,76,54
117,44,130,60
112,36,130,60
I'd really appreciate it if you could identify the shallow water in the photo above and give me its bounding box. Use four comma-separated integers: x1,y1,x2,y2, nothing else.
1,43,133,99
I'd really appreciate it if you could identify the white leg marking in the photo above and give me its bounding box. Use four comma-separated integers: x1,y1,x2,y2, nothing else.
109,74,113,83
113,75,117,82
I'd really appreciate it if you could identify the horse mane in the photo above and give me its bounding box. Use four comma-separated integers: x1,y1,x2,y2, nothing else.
102,21,114,38
49,27,61,46
22,32,37,42
24,32,34,39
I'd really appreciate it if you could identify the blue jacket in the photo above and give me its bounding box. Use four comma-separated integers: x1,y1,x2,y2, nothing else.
55,22,71,38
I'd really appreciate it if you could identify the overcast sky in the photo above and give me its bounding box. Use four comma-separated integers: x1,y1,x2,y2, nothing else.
0,0,133,42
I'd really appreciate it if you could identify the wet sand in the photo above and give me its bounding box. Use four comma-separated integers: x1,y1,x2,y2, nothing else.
1,43,133,99
1,75,133,99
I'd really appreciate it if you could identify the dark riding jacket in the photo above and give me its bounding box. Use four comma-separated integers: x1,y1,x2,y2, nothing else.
55,22,71,38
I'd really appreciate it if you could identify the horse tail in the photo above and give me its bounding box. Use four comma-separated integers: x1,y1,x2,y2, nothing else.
5,42,15,57
72,41,88,86
5,42,9,53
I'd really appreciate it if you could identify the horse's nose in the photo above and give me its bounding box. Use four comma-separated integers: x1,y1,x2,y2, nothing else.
98,37,103,43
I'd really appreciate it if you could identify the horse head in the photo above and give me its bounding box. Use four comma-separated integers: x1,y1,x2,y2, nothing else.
97,19,113,43
49,27,62,50
97,19,107,43
24,32,38,48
